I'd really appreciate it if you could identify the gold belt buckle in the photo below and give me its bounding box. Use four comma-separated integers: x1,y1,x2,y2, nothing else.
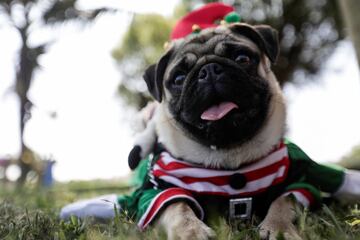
229,197,252,220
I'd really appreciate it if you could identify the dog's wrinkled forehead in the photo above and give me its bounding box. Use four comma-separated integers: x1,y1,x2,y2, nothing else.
168,26,260,72
176,26,258,55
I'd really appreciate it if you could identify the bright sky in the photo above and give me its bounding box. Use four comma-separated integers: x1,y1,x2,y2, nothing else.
285,41,360,162
0,1,360,181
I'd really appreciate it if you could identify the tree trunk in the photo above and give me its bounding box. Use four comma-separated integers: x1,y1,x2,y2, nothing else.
339,0,360,68
16,26,33,185
17,97,30,184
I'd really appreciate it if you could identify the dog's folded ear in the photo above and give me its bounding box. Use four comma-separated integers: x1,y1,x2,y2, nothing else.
254,25,279,63
229,23,279,63
143,49,173,102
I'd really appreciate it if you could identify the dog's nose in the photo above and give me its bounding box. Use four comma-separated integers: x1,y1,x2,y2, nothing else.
198,63,224,83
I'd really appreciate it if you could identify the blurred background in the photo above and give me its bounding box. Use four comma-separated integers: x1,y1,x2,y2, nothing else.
0,0,360,187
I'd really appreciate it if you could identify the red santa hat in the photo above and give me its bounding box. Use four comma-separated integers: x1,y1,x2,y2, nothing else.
170,2,240,40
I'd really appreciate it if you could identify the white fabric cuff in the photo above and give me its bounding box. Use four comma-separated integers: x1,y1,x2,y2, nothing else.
60,194,120,220
334,169,360,202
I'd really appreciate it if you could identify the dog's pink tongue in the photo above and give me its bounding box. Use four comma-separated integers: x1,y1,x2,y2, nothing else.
201,102,238,121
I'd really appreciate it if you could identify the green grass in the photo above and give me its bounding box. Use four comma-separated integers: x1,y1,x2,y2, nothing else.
2,181,360,239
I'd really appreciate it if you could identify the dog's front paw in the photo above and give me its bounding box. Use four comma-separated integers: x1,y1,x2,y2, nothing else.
158,202,215,240
259,220,302,240
168,217,215,240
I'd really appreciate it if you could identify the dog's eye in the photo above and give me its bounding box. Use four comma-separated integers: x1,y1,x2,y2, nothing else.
235,54,251,65
173,74,186,86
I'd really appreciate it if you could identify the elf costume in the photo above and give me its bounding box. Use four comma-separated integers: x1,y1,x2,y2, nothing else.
60,2,360,230
118,139,346,230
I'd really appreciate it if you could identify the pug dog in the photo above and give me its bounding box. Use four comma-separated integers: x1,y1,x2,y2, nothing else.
126,22,360,240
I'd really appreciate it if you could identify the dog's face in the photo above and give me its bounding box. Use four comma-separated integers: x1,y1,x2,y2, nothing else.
144,23,280,149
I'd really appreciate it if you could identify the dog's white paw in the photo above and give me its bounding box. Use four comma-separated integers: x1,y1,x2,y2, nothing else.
259,219,302,240
167,216,215,240
158,202,215,240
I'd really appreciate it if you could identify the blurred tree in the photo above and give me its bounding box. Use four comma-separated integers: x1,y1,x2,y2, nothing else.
233,0,343,85
338,0,360,69
0,0,110,184
112,14,173,109
339,144,360,170
113,0,344,109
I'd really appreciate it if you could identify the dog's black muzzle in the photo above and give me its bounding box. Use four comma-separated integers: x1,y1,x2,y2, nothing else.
170,56,272,148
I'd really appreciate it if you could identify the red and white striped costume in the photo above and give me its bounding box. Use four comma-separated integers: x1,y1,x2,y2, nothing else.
135,140,327,230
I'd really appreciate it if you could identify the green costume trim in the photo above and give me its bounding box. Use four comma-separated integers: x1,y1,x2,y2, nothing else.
129,155,151,188
285,182,322,203
285,139,345,193
119,155,158,221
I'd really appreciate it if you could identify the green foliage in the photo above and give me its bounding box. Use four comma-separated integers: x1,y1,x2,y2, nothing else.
233,0,344,86
2,182,360,239
0,183,164,240
339,144,360,170
113,14,173,64
42,0,112,25
112,14,173,109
